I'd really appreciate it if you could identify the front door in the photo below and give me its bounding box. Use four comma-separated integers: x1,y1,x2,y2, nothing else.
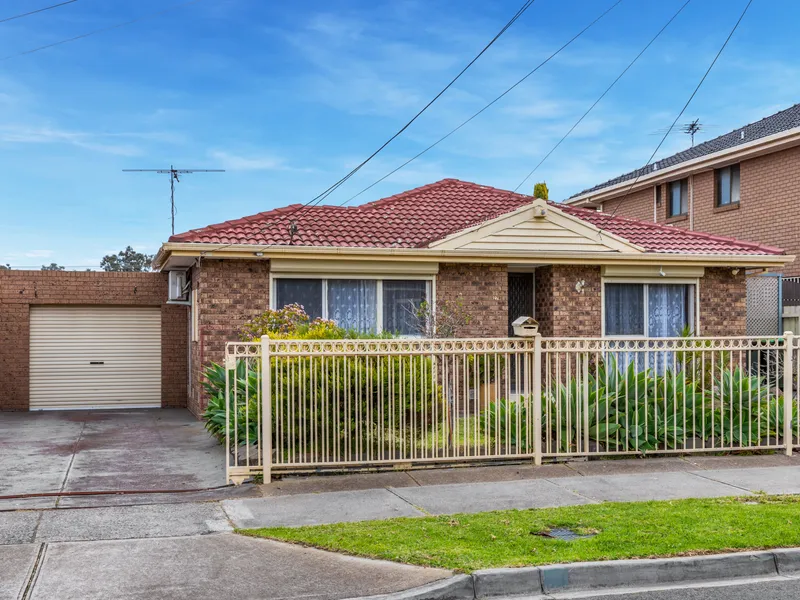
508,272,534,336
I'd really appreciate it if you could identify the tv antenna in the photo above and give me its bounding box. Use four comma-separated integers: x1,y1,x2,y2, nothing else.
123,165,224,234
649,118,712,147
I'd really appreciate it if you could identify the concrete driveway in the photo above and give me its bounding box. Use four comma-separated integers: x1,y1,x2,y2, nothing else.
0,409,227,508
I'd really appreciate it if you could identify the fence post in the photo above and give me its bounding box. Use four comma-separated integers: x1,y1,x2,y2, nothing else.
532,333,543,466
784,331,794,457
261,335,273,483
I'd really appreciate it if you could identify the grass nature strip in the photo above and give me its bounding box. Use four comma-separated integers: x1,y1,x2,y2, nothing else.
239,495,800,572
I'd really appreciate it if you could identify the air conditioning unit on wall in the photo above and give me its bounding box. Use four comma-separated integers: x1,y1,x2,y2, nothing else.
168,270,190,303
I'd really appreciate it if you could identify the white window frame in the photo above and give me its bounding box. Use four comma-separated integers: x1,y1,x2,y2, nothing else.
601,277,700,338
270,273,435,336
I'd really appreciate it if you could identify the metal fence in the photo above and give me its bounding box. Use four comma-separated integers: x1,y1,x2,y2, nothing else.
784,276,800,307
223,335,799,484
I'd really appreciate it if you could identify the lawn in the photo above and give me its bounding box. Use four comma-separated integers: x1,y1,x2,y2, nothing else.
240,495,800,572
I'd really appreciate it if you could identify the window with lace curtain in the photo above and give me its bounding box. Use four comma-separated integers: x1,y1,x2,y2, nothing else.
605,282,695,337
273,278,430,336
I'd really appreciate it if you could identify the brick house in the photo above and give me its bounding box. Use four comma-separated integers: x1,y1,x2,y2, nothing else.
154,179,790,416
565,103,800,276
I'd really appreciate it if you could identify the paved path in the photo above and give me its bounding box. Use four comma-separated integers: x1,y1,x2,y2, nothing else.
225,455,800,528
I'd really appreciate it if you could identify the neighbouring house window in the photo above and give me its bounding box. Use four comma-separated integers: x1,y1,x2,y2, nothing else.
274,278,430,335
655,185,662,207
668,179,688,217
716,164,740,206
605,282,694,337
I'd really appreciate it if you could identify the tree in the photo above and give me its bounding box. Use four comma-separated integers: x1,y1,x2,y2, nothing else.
533,181,549,200
0,264,9,270
41,263,65,271
101,246,154,272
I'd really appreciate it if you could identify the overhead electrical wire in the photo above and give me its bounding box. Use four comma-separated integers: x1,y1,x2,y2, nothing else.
608,0,754,217
0,0,206,62
201,0,537,253
0,0,78,25
513,0,693,193
336,0,623,209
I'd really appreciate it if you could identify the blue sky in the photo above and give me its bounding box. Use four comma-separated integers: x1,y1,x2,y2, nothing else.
1,0,798,268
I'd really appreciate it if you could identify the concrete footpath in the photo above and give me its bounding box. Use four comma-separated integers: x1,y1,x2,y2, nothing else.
224,453,800,528
3,454,800,600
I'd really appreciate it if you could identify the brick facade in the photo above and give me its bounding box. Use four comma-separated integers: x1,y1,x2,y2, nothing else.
535,265,602,337
598,145,800,274
435,263,508,338
190,259,271,416
699,267,747,336
0,271,187,411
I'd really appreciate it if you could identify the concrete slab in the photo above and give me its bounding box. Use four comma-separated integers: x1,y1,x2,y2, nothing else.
391,478,593,515
34,502,231,543
693,466,800,495
565,457,693,477
30,534,450,600
224,488,425,528
57,483,260,508
0,497,57,511
549,471,750,503
0,409,225,498
0,511,40,545
0,544,39,600
262,471,419,497
408,463,576,486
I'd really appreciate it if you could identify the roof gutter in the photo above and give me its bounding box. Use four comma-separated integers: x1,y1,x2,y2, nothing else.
565,126,800,206
154,242,792,270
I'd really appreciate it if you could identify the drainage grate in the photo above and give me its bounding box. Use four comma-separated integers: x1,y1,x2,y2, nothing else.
534,527,596,541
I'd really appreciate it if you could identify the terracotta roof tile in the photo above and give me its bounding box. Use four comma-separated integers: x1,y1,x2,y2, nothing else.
170,179,784,256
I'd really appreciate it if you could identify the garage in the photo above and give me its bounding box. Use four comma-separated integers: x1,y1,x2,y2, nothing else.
29,305,162,410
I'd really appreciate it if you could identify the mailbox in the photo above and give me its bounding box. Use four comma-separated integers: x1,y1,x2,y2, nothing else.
512,316,539,337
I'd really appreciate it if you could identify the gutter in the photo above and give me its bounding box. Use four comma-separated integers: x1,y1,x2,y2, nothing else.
154,242,793,270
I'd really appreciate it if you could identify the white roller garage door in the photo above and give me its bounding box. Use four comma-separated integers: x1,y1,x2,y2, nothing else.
30,306,161,410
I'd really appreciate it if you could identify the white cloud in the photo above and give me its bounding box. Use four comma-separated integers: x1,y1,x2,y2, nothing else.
0,126,143,156
208,150,312,172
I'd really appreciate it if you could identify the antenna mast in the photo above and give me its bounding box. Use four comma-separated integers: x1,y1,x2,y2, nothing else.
681,119,702,146
123,165,225,234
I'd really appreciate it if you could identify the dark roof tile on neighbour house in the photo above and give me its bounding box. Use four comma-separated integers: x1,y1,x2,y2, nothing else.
171,178,783,256
571,103,800,198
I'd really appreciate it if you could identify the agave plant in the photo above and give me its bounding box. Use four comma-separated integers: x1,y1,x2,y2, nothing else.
708,367,771,446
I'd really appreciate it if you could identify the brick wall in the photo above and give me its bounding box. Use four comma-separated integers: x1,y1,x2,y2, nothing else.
599,145,800,274
190,259,271,415
535,265,602,337
700,267,747,336
0,270,187,411
436,264,507,338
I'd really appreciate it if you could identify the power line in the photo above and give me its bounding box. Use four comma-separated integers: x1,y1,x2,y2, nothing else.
514,0,692,194
0,1,77,25
0,0,206,62
609,0,753,217
339,0,623,208
201,0,537,254
285,0,537,222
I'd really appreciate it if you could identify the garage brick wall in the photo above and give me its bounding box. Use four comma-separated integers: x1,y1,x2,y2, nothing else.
0,270,188,411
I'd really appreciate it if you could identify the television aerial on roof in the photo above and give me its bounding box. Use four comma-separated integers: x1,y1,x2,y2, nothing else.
649,118,716,147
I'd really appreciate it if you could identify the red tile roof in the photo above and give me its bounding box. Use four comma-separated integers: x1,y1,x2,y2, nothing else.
170,179,784,256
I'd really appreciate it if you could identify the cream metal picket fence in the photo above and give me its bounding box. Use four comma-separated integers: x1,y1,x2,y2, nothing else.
223,334,798,484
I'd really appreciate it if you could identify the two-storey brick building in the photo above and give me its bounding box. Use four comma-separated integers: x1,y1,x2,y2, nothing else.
565,103,800,333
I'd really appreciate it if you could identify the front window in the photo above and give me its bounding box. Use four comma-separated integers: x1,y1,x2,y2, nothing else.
668,179,688,217
274,278,430,335
716,164,740,206
605,282,694,337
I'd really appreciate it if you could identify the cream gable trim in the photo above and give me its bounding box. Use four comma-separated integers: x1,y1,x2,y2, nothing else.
428,199,645,254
